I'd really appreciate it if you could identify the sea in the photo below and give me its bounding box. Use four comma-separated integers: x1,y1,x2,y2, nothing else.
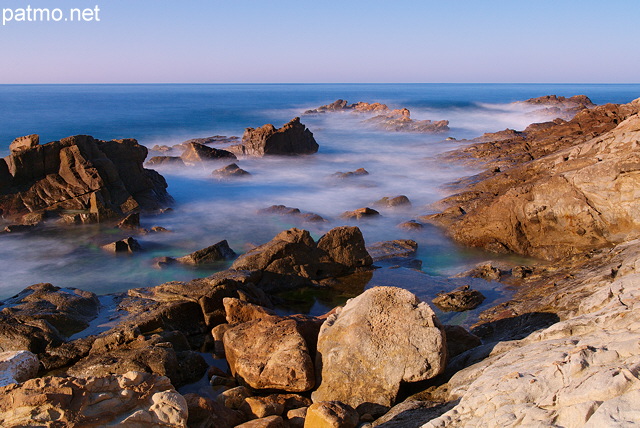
1,83,639,323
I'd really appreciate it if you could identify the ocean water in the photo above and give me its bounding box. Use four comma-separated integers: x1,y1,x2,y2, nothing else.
1,83,639,320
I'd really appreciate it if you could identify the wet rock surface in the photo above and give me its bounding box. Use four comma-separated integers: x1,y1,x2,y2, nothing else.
432,286,486,312
175,240,237,265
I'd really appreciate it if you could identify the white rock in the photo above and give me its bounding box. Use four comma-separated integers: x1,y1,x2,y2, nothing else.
0,350,39,387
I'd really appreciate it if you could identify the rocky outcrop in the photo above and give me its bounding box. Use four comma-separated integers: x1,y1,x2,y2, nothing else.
101,237,142,253
425,98,640,260
515,94,595,120
258,205,326,223
432,286,486,312
313,287,447,412
374,195,411,208
213,163,251,178
146,156,185,167
230,118,319,157
0,371,188,427
340,207,380,221
230,227,373,291
0,351,39,387
180,142,237,164
332,167,369,179
0,135,173,224
175,240,237,265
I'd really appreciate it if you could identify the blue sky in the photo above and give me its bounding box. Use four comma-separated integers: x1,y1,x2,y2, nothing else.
0,0,638,83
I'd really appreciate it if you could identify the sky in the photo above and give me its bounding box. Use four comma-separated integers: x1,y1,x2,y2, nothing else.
0,0,638,84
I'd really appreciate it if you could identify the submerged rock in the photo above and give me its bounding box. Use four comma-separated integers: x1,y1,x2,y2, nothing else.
340,207,380,221
332,168,369,179
374,195,411,207
213,162,251,178
312,286,447,411
230,117,319,157
101,237,142,253
258,205,326,223
432,286,486,312
0,134,173,224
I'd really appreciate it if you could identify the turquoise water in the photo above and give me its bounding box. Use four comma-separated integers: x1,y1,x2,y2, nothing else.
1,84,639,315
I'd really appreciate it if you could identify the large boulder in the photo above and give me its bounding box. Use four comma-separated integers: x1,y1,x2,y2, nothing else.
230,117,319,156
230,227,373,292
0,135,173,223
312,286,447,411
224,316,315,392
0,371,188,427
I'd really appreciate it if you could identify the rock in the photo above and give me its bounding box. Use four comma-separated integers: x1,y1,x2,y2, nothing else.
511,265,534,278
432,286,486,312
0,351,39,387
332,167,369,179
101,236,142,253
223,297,276,325
374,195,411,207
0,283,99,338
442,325,482,359
151,144,172,152
366,239,418,261
235,415,286,428
241,396,285,419
258,205,326,223
151,225,171,233
340,207,380,220
180,142,237,164
146,156,185,167
287,407,307,428
231,226,373,291
175,240,237,265
9,134,39,153
0,371,188,427
217,385,253,409
397,220,424,231
211,323,231,356
224,316,315,392
313,286,447,410
185,393,245,428
0,135,173,223
231,117,318,157
428,99,640,260
304,401,359,428
460,262,502,281
0,313,64,354
116,211,140,229
213,163,251,178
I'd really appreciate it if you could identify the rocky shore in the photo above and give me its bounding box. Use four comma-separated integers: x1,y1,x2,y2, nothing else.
1,95,640,427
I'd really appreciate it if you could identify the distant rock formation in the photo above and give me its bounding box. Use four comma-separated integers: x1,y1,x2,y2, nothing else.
0,134,173,224
305,99,449,133
229,117,319,157
516,94,596,121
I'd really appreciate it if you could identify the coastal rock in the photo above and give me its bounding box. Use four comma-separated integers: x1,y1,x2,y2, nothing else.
313,286,447,410
236,416,286,428
0,135,173,223
101,237,142,253
332,168,369,179
367,239,418,261
185,393,245,428
180,142,237,164
442,325,482,359
304,401,359,428
213,163,251,178
258,205,326,223
397,220,424,231
0,371,188,427
432,286,486,312
230,117,319,157
175,240,237,265
0,351,39,387
223,297,276,325
231,227,373,291
146,156,185,167
0,283,99,338
224,316,315,392
374,195,411,207
116,212,140,229
241,396,285,419
0,314,64,354
217,385,253,409
340,207,380,220
9,134,39,153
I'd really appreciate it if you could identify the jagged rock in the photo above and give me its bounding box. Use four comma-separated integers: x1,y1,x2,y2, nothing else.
213,163,251,178
0,283,99,338
175,240,237,265
340,207,380,221
180,142,237,163
367,239,418,261
9,134,40,153
374,195,411,207
304,401,359,428
223,298,276,325
146,156,185,167
151,144,172,152
0,351,39,387
0,371,188,427
332,167,369,179
230,227,373,292
432,286,486,312
0,314,64,354
116,212,140,229
230,117,318,156
217,385,253,409
313,287,447,410
224,316,315,392
0,135,172,223
287,407,307,428
427,99,640,260
101,237,142,253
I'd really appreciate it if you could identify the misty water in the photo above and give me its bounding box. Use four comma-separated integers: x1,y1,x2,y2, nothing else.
2,84,639,324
